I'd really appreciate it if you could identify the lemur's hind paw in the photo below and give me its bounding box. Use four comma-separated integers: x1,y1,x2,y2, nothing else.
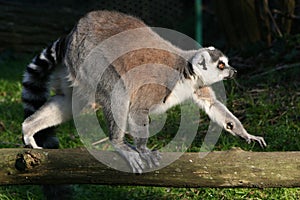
24,144,33,148
137,148,161,169
23,135,43,149
246,135,267,148
123,150,145,174
113,144,145,174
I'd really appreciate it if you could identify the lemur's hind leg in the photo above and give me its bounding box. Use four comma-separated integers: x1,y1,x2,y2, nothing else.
128,109,161,169
102,102,146,174
22,95,72,149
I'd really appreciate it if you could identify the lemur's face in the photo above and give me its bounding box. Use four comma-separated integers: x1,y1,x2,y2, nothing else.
191,47,237,85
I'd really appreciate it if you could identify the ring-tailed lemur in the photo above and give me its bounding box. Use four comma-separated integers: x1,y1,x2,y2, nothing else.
22,10,266,174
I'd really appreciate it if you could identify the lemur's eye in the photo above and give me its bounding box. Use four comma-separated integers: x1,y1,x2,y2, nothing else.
226,122,234,130
217,61,225,70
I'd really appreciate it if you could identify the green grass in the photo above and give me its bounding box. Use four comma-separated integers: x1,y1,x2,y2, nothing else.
0,55,299,199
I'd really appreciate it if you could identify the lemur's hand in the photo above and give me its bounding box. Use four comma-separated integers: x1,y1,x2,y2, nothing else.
246,135,267,148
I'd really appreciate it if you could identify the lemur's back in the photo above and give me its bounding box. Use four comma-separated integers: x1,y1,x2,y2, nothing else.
64,11,148,76
63,10,187,105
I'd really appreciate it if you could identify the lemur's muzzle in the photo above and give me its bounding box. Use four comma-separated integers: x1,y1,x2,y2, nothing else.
227,67,237,79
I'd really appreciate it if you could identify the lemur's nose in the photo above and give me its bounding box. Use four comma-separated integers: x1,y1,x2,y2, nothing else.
233,68,237,75
229,67,237,79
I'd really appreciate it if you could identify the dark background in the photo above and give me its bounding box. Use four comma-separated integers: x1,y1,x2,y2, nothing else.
1,0,300,73
0,0,299,52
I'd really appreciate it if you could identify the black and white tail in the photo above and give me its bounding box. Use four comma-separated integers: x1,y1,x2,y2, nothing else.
22,37,66,148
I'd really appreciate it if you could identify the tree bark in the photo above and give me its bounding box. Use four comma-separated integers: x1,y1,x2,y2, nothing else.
255,0,272,46
276,0,296,34
214,0,261,48
1,148,300,187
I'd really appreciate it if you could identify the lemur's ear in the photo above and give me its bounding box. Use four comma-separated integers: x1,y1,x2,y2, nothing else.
192,51,210,70
191,52,203,66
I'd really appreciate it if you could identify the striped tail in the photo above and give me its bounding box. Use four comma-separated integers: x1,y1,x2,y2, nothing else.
22,37,66,148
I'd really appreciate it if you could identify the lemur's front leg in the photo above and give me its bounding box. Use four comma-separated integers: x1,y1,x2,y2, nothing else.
193,87,267,147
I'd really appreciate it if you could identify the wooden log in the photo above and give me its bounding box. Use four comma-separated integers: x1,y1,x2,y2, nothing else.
0,148,300,187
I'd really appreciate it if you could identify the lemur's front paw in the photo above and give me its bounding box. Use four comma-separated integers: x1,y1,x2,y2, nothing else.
246,135,267,148
137,148,161,169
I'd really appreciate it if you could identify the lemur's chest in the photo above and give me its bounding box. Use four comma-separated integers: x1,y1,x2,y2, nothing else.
149,80,194,114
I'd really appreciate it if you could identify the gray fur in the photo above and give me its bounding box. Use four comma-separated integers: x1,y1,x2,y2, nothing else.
207,48,224,62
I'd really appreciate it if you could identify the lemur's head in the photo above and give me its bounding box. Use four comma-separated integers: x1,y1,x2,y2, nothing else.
191,47,236,85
